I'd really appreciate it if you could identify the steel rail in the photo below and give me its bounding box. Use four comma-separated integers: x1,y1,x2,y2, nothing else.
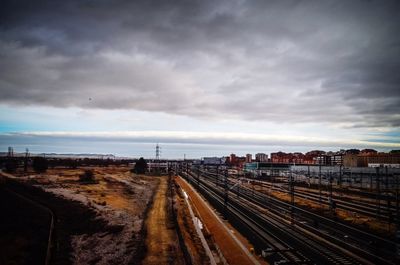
195,167,397,265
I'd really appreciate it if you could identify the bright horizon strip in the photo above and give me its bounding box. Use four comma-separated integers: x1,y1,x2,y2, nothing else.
2,131,399,150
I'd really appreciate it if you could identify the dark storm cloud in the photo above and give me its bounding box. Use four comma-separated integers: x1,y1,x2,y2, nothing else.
0,0,400,128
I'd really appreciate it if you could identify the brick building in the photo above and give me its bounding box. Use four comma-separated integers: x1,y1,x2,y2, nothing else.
255,153,268,162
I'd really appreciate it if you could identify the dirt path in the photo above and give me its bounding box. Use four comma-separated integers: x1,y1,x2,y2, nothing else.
143,176,184,265
175,176,263,265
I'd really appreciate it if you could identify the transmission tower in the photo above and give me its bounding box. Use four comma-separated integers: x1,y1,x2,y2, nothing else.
7,146,14,157
154,144,161,175
24,148,30,172
155,144,160,161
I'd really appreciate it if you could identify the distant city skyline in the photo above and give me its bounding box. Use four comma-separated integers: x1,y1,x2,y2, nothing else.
1,131,398,159
1,1,399,156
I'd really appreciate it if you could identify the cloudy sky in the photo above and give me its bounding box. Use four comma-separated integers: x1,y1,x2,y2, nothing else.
0,0,399,158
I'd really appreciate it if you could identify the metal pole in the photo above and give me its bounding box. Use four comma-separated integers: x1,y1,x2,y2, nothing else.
385,167,391,225
370,170,374,191
319,164,322,206
350,169,353,188
385,166,389,191
290,168,294,224
216,165,219,187
252,179,255,197
224,169,229,218
376,167,381,221
329,171,333,214
24,148,29,173
396,174,399,229
186,162,189,182
237,169,240,199
197,165,200,188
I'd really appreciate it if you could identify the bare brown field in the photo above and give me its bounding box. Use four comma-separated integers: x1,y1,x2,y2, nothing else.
4,165,160,265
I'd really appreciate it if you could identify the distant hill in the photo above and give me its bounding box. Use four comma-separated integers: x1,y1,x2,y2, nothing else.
0,152,117,159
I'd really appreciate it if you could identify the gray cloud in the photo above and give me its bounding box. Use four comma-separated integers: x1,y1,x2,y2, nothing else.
0,0,399,128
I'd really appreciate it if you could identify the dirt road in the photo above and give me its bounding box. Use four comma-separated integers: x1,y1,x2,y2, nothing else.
143,176,184,265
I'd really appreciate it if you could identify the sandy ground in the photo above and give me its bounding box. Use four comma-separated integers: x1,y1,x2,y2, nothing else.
142,176,185,265
175,176,265,265
15,166,159,265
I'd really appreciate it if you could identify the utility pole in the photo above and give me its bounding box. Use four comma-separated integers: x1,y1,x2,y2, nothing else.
385,167,392,224
224,168,229,218
329,171,335,216
319,164,322,206
290,168,295,225
376,167,381,221
350,169,353,188
186,161,189,181
370,170,374,191
216,165,219,187
396,174,399,231
252,179,255,197
385,166,389,192
24,148,29,173
396,174,400,259
183,154,186,178
197,165,201,188
237,169,240,199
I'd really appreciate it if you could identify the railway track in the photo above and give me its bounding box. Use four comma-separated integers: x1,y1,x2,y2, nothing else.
182,170,383,264
188,167,398,264
183,171,310,264
248,179,398,223
232,182,396,264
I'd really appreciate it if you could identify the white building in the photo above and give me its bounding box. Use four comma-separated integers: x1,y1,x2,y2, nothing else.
245,154,252,163
255,153,268,162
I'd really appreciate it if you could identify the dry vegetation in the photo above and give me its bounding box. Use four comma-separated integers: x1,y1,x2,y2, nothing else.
2,166,220,265
8,165,159,265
